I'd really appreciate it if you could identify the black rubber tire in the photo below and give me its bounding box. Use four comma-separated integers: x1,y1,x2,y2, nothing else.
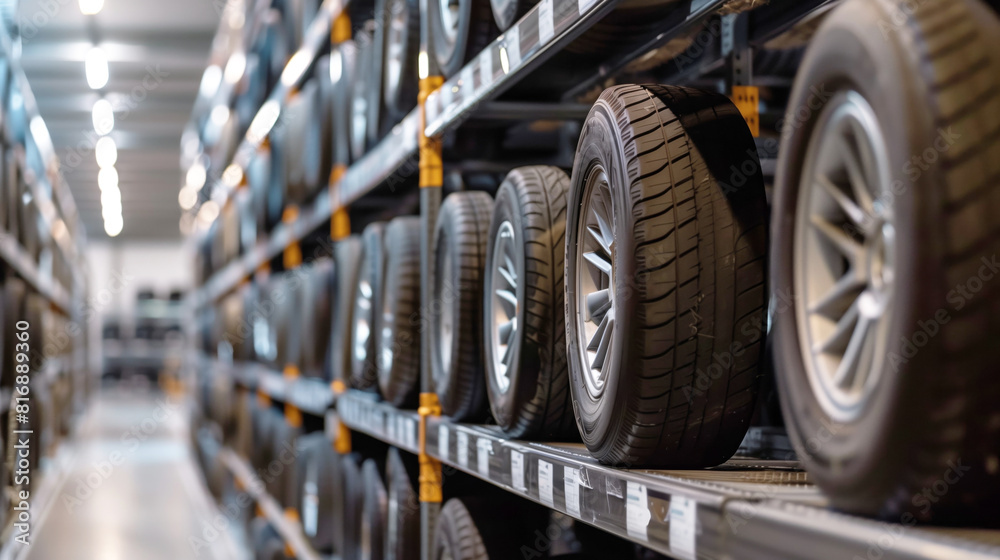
306,258,336,379
360,459,388,560
254,519,288,560
331,236,363,388
251,404,275,470
382,0,420,124
484,166,576,440
299,435,337,551
428,0,498,77
335,453,365,560
234,390,255,458
432,497,549,560
771,0,1000,524
260,8,290,91
284,78,328,203
384,448,420,560
267,412,301,507
248,149,272,234
351,222,387,391
1,278,27,391
431,192,495,421
377,217,423,408
489,0,528,32
350,22,378,161
332,40,358,165
565,84,768,467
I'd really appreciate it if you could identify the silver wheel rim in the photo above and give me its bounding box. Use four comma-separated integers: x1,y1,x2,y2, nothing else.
575,164,615,400
379,288,395,375
436,244,455,386
793,90,895,423
353,275,374,373
488,221,518,394
438,0,460,44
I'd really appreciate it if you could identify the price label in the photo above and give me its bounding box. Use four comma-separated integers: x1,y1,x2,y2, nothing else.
503,26,521,71
457,431,469,468
626,481,651,541
479,49,493,89
669,496,697,560
538,460,554,506
511,451,526,491
476,438,492,477
564,467,581,517
538,0,555,45
461,66,475,101
438,425,449,461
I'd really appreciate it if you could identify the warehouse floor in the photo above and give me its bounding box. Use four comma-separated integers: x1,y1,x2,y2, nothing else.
23,390,244,560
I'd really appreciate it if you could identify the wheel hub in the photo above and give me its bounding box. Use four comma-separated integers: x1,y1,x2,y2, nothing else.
575,164,615,399
354,278,374,367
793,90,895,423
489,221,518,393
439,0,460,43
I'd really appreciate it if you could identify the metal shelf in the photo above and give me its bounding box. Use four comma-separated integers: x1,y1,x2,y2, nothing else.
0,230,72,312
336,390,1000,560
210,359,335,416
218,448,329,560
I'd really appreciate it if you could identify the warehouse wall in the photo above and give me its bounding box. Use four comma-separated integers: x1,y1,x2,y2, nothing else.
86,241,192,317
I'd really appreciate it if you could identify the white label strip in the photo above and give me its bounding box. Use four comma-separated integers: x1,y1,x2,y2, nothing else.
510,450,526,491
504,26,521,71
579,0,599,14
669,497,697,560
626,481,651,541
457,431,469,468
438,425,449,461
538,0,555,45
538,460,554,506
479,49,493,90
461,66,475,101
476,438,492,477
564,467,581,517
407,418,417,449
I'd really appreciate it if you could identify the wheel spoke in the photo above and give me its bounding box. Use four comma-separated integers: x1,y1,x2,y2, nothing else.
587,224,613,255
588,314,614,372
500,339,514,367
583,251,612,277
840,135,875,213
830,313,873,389
496,289,517,318
813,298,859,356
817,175,867,229
498,319,514,345
498,264,516,290
810,214,863,261
586,289,612,323
808,267,864,318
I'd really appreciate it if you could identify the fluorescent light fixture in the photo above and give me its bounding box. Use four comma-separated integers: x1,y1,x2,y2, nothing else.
104,214,123,237
199,65,222,99
281,50,311,86
101,184,121,206
224,53,246,85
186,162,207,190
98,166,119,191
92,99,114,135
79,0,104,15
198,200,220,224
210,104,230,127
86,47,109,89
247,100,280,144
102,201,122,220
95,136,117,168
178,185,198,210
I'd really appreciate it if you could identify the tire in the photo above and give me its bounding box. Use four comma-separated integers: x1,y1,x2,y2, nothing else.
248,149,271,235
771,0,1000,524
382,0,420,124
489,0,529,32
260,8,290,90
251,404,275,470
331,236,363,387
284,79,328,203
351,222,387,391
234,390,254,458
303,258,335,379
484,166,576,439
360,459,388,560
299,435,337,551
267,412,301,507
432,497,549,560
565,84,768,467
335,453,365,560
377,217,422,408
332,40,358,165
431,192,494,421
428,0,498,77
384,448,419,560
350,22,378,161
253,519,287,560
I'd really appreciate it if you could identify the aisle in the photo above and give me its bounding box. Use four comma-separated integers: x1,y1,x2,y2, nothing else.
22,389,244,560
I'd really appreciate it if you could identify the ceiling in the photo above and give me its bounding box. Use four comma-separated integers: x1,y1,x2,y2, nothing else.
19,0,220,240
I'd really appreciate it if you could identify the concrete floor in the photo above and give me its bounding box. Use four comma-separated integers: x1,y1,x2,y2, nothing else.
19,389,244,560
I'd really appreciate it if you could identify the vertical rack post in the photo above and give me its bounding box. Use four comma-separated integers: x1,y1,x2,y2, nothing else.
417,0,444,556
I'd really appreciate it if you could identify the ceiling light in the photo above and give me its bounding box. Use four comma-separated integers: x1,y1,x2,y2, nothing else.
199,65,222,99
210,105,230,127
104,214,123,237
92,99,114,135
102,202,122,220
186,162,207,190
95,136,117,168
178,185,198,210
101,185,121,207
224,53,246,85
98,166,119,191
86,47,109,89
79,0,104,15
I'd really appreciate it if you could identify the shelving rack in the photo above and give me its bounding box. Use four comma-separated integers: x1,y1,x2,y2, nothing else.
187,0,1000,558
